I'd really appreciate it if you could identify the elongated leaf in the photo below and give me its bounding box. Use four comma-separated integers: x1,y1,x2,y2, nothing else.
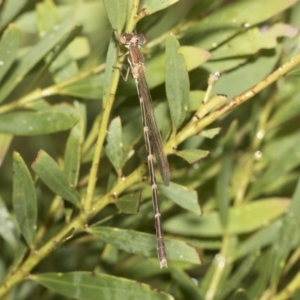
31,150,80,206
0,109,78,135
170,267,203,300
188,90,206,111
31,272,174,300
13,152,37,246
90,227,201,265
188,0,298,50
0,196,19,248
210,46,281,99
270,177,300,287
159,182,201,214
103,36,118,103
0,15,77,103
165,35,189,130
115,192,140,214
64,105,84,186
234,220,282,260
176,149,210,164
215,121,236,228
105,117,125,175
59,74,104,100
199,128,221,139
178,46,210,71
212,23,298,59
141,0,179,16
36,0,79,83
0,24,21,82
0,134,13,167
103,0,127,33
164,198,290,237
0,0,27,31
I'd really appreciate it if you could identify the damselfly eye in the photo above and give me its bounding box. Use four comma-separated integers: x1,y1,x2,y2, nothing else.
137,34,147,45
119,33,131,45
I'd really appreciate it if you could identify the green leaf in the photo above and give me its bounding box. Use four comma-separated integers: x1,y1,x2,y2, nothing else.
115,192,140,214
36,0,79,83
159,182,202,215
270,177,300,287
0,14,77,103
31,150,80,206
141,0,179,16
0,196,19,248
199,128,221,139
31,271,174,300
0,0,27,31
164,198,290,237
59,74,104,100
178,46,211,71
223,252,259,299
0,108,78,135
63,104,84,186
0,134,13,167
165,35,189,130
170,267,203,300
0,24,21,82
13,152,37,247
234,220,282,260
103,36,118,103
215,121,236,228
188,0,298,50
89,227,201,265
176,149,210,164
249,130,300,199
210,46,281,99
212,24,298,59
103,0,127,33
105,117,125,175
188,90,206,111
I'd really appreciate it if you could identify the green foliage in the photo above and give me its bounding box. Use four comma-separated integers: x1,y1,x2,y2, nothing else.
0,0,300,299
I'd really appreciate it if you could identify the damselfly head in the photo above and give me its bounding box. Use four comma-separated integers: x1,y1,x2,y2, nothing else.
119,33,147,46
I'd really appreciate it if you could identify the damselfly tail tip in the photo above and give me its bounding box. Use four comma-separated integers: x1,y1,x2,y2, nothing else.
160,258,168,269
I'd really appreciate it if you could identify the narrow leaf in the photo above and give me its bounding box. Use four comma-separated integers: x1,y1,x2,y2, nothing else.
199,128,221,139
103,36,118,103
115,192,140,214
0,134,13,167
0,15,76,103
64,116,83,186
141,0,179,16
31,271,174,300
59,74,104,100
0,24,21,82
36,0,79,83
0,196,19,248
165,35,189,130
13,152,37,246
270,177,300,287
177,46,211,71
164,199,290,237
31,150,80,206
170,267,203,300
176,149,210,164
215,121,237,228
105,117,125,175
0,108,78,135
0,0,27,31
159,182,201,214
103,0,127,33
90,227,201,265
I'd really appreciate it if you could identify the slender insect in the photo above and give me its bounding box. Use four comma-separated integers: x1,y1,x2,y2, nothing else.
119,33,170,268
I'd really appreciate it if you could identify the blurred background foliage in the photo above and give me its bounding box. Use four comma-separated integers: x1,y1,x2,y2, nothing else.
0,0,300,299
